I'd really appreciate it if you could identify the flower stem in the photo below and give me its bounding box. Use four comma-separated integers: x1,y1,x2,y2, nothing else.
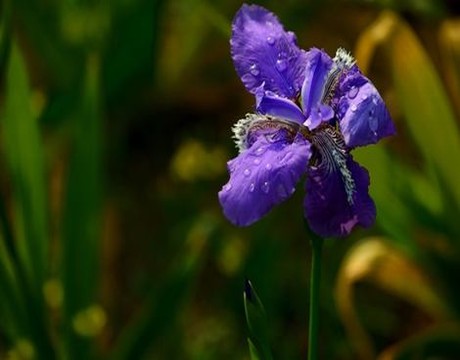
308,234,323,360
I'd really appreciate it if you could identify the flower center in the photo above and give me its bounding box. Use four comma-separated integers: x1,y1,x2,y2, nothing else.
232,114,311,152
310,124,356,205
321,48,356,106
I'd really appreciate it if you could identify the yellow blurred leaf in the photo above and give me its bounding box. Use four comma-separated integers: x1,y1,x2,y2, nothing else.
336,238,452,360
439,19,460,118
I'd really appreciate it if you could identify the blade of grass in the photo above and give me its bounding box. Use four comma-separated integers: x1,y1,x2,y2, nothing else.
61,52,103,360
244,280,273,360
2,41,56,360
388,13,460,207
3,41,49,296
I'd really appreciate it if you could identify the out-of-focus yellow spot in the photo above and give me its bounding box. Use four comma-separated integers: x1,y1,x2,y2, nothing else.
217,236,247,276
7,339,35,360
60,6,110,46
343,239,386,280
30,90,46,119
72,304,107,337
43,279,63,309
171,139,227,181
354,11,397,74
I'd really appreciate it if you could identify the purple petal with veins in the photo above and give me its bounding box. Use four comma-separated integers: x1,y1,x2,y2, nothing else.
231,4,308,98
219,132,311,226
304,155,375,237
336,67,396,147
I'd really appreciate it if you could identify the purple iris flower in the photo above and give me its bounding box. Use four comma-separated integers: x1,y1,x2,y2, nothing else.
218,4,395,237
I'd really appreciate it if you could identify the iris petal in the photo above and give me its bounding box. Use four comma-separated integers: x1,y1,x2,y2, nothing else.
304,155,375,237
256,88,305,124
300,48,334,128
231,4,308,98
337,68,396,147
219,133,311,227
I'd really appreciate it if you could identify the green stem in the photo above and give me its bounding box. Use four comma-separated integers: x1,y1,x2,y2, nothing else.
308,235,323,360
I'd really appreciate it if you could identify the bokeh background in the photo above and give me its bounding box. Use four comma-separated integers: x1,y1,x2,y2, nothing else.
1,0,460,359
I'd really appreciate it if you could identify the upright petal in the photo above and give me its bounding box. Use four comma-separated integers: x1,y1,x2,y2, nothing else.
304,155,375,237
231,4,308,98
256,87,305,124
300,48,334,128
336,67,396,147
219,133,311,227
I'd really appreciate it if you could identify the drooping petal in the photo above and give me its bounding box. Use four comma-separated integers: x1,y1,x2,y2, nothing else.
304,154,376,238
336,67,396,147
219,133,311,227
301,48,334,128
231,4,308,98
256,87,305,124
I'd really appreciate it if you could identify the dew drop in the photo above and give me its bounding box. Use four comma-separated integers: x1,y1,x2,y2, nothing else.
249,64,259,76
277,184,288,198
275,59,287,72
249,183,255,193
265,163,272,170
369,115,378,132
266,36,275,45
244,168,251,177
281,151,292,162
350,104,357,112
253,158,261,165
255,147,265,156
348,86,359,99
361,94,368,100
224,183,232,192
261,181,270,194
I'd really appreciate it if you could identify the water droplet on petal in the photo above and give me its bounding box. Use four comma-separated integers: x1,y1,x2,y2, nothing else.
277,184,287,198
280,151,292,163
266,36,275,45
244,168,251,177
275,59,287,72
253,158,261,165
361,94,368,100
369,115,378,132
348,86,359,99
265,163,272,170
261,181,270,194
224,183,232,192
255,147,265,156
249,183,255,193
350,104,357,112
249,64,259,76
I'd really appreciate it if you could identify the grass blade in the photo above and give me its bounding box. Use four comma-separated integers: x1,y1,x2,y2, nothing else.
61,53,103,359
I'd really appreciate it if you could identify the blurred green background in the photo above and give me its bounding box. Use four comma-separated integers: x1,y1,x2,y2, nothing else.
0,0,460,359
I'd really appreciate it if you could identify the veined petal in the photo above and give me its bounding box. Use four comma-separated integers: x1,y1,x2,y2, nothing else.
304,127,375,237
305,156,375,237
256,88,305,124
231,4,308,98
301,48,333,128
337,68,396,147
219,133,311,227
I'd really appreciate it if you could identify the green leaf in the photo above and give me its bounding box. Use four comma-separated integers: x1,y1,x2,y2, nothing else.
2,42,48,293
248,338,263,360
61,53,103,360
389,13,460,207
2,40,56,360
244,280,273,360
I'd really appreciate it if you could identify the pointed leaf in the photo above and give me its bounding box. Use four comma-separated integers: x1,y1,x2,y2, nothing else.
244,280,273,360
